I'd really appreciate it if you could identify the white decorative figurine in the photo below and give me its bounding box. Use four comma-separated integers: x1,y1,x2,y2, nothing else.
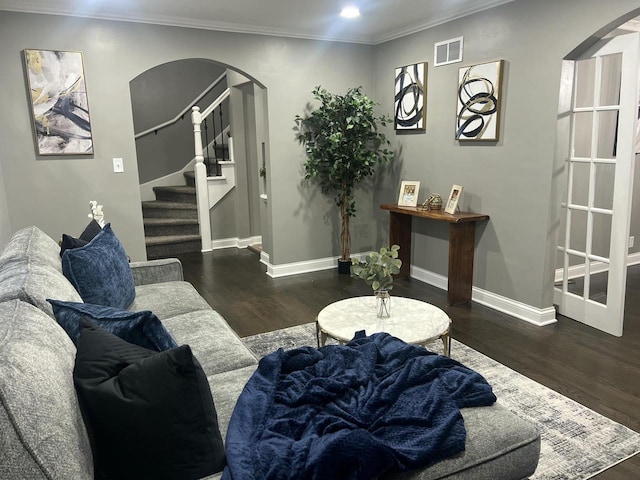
88,200,105,227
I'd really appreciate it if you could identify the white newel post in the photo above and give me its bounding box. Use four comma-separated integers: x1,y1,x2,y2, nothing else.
191,106,212,252
227,135,234,162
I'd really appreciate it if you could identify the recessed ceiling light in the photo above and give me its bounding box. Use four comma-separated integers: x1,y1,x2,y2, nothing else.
340,6,360,19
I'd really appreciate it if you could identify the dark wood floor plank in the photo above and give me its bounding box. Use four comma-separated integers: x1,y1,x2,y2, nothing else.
177,249,640,478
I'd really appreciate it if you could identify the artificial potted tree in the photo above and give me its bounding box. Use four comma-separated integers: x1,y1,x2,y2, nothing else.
295,86,394,273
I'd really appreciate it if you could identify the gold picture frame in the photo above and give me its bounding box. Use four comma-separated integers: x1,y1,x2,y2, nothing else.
23,49,94,155
455,59,504,141
394,62,427,131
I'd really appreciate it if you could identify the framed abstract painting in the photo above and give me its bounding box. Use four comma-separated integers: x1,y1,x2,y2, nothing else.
23,49,94,155
455,59,504,141
394,62,427,131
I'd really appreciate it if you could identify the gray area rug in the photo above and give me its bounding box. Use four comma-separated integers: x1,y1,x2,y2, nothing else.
242,323,640,480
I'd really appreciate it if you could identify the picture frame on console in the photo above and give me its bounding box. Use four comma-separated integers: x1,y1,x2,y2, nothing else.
444,185,463,214
398,181,420,207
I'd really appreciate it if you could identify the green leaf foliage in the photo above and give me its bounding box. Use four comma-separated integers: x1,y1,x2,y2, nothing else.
350,245,402,291
294,86,394,216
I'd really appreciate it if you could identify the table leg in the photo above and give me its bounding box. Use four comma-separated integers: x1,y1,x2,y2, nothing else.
316,321,329,347
390,211,412,278
448,222,476,305
441,333,451,357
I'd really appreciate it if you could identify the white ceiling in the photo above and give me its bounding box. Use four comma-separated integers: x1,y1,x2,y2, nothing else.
0,0,516,44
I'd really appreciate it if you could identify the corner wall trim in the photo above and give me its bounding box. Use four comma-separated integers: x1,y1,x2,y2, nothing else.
262,256,557,327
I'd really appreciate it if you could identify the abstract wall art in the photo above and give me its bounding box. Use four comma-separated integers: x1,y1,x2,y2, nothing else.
394,62,427,131
456,60,504,141
23,49,94,155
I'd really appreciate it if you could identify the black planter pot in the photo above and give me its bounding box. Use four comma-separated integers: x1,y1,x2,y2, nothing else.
337,259,352,275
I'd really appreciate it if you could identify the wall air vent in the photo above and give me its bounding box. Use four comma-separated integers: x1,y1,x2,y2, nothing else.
434,36,463,67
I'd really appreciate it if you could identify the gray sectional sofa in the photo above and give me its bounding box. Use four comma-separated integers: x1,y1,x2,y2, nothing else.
0,226,540,479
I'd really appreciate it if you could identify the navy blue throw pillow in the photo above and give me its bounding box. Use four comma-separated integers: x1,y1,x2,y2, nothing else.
73,320,226,480
48,299,178,352
61,224,135,309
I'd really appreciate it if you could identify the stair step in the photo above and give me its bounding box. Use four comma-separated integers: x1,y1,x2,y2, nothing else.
152,185,196,204
145,234,201,246
143,218,200,237
142,201,197,220
145,234,202,259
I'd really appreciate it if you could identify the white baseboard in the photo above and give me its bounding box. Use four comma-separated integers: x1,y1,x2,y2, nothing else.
210,235,262,250
470,288,557,326
266,255,338,278
409,265,557,327
262,255,557,327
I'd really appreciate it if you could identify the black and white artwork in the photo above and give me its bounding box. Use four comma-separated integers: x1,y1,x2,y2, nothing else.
24,49,94,155
456,60,504,141
394,62,427,130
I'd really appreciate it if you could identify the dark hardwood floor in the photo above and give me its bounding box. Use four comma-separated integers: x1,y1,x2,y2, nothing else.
177,248,640,479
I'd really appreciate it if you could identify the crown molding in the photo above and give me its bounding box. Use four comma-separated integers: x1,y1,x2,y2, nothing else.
0,0,515,45
372,0,515,44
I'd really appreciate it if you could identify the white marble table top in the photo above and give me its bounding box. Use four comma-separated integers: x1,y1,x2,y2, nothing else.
317,296,451,345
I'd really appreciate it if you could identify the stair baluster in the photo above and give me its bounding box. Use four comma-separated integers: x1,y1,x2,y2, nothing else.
211,108,219,176
219,107,226,162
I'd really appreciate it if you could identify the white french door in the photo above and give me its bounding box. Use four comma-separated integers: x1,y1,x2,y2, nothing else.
555,33,640,336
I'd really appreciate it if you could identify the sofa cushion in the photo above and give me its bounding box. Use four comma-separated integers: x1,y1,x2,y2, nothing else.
163,309,258,376
0,300,93,480
62,224,135,309
387,403,540,480
48,299,178,352
0,225,63,273
74,320,225,479
0,257,83,317
131,280,212,319
59,220,103,256
206,365,257,440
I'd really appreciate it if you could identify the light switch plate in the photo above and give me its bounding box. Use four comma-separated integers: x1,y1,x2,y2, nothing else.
113,157,124,173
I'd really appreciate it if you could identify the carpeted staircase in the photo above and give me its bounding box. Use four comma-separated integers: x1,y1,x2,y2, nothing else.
142,171,201,259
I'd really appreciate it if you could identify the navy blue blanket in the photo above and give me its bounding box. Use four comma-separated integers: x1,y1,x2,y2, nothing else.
222,332,496,480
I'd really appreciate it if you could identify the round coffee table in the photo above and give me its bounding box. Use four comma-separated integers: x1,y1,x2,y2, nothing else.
316,296,452,356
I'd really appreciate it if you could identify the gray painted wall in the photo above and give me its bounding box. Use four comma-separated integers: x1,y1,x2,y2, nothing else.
131,60,227,183
1,1,639,313
131,60,226,132
0,160,11,247
372,0,640,309
0,11,373,262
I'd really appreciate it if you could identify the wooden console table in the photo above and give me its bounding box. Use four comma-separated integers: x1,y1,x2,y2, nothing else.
380,204,489,305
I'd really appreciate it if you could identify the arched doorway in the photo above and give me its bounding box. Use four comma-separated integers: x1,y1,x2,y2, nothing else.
129,59,270,260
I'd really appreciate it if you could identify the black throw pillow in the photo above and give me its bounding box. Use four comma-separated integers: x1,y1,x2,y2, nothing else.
60,220,103,256
79,219,103,242
73,319,225,480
